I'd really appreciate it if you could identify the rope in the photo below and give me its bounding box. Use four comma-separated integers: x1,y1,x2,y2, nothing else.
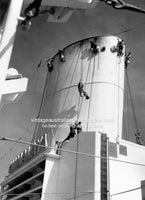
86,55,96,131
1,190,99,198
74,133,79,200
1,137,145,167
125,69,145,145
76,42,83,121
117,56,121,139
32,67,49,142
61,45,81,111
0,122,34,173
80,41,84,82
125,70,139,132
53,57,60,94
77,42,92,120
126,79,130,140
2,184,145,199
77,57,92,120
123,72,130,140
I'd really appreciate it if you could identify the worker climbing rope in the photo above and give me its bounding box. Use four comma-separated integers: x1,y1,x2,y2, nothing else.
125,52,131,69
75,121,82,134
61,121,82,145
62,124,77,144
135,132,141,145
78,81,89,100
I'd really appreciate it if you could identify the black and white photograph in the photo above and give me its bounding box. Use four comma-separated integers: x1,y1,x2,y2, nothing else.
0,0,145,200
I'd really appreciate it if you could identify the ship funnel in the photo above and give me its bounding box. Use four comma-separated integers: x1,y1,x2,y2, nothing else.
33,36,125,145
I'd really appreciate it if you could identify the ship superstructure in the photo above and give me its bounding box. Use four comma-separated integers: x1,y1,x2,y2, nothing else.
1,1,145,200
1,35,145,200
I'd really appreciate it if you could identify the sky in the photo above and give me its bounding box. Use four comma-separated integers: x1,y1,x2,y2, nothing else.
0,0,145,182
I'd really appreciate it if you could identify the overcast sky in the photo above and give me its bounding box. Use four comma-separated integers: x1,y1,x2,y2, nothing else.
0,0,145,181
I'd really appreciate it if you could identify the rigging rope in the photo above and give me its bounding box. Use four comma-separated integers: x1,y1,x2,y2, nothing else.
77,52,92,120
2,184,145,199
126,80,130,140
125,70,139,133
61,44,81,111
123,69,131,141
60,46,77,112
74,131,79,200
32,67,49,142
77,42,83,121
125,69,145,145
1,136,145,167
86,55,96,131
0,122,34,162
117,56,121,140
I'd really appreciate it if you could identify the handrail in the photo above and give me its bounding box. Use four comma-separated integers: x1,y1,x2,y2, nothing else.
1,171,44,196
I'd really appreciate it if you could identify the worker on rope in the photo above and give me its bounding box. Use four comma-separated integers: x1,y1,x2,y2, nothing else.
47,59,54,72
78,81,89,100
100,0,145,14
75,121,83,134
90,41,100,54
62,124,77,144
58,50,65,62
125,52,131,69
21,0,42,29
135,132,141,145
116,39,124,57
61,121,82,144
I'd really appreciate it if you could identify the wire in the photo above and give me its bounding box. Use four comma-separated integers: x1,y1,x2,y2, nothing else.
111,185,144,197
61,45,81,111
1,190,100,197
2,184,145,198
125,69,139,133
0,122,34,162
1,136,145,167
86,55,96,131
125,69,145,145
2,185,145,199
31,66,49,142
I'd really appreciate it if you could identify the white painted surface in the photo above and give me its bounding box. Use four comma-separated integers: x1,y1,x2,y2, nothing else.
35,36,125,144
0,0,28,108
42,131,101,200
110,140,145,200
0,0,24,100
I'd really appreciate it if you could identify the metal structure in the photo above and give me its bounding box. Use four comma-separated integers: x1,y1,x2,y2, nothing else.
0,0,28,108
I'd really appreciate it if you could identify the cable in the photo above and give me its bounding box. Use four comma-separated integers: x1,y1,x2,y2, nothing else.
125,69,145,145
1,190,100,197
125,69,139,133
0,122,34,162
74,132,79,200
86,55,96,131
2,184,145,198
111,185,144,197
2,185,145,199
77,41,90,120
31,66,49,142
61,44,81,111
1,136,145,167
